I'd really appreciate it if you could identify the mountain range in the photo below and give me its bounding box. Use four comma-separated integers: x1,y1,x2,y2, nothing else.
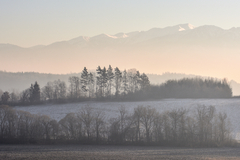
3,23,240,50
1,23,240,90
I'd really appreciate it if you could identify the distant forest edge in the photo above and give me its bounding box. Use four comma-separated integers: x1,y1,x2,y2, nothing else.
0,66,233,106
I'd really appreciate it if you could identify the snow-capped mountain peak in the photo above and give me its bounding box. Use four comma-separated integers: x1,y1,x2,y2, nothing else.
67,36,90,45
188,23,196,29
114,32,129,38
105,34,118,39
179,26,186,31
178,23,196,31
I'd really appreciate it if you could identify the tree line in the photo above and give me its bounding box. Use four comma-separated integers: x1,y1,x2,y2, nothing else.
0,66,150,105
147,78,232,99
0,66,233,105
0,105,235,147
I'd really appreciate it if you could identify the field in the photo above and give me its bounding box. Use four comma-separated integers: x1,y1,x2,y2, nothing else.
14,99,240,140
1,145,240,160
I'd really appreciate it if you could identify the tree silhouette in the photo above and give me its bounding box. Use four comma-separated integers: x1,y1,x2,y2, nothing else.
29,82,40,103
114,67,122,97
81,67,89,94
107,65,114,97
69,76,81,99
88,72,95,98
1,92,10,104
122,70,128,96
140,73,150,91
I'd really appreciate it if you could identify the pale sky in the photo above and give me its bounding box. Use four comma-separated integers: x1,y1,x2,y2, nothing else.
1,0,240,47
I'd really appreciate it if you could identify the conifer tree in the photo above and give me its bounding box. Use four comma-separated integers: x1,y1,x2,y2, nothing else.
102,67,108,97
107,65,114,97
29,82,40,103
96,66,103,97
114,67,122,97
96,66,108,97
122,69,128,96
81,67,89,95
88,72,95,98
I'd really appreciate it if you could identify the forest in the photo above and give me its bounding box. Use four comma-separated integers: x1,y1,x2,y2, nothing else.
0,65,233,105
0,105,235,147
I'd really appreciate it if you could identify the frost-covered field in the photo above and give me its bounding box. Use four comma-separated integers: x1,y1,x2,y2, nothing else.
14,99,240,140
1,145,240,160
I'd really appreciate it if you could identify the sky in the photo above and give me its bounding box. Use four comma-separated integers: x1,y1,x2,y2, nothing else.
1,0,240,47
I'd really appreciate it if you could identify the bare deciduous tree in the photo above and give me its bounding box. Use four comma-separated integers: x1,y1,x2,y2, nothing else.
78,106,94,140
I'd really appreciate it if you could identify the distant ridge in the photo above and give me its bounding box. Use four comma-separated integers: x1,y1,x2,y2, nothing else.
1,23,240,84
3,23,240,49
1,23,197,48
0,71,240,96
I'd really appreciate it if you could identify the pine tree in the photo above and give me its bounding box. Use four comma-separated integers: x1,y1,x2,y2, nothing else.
122,69,128,96
107,65,114,97
96,66,108,97
29,82,40,103
88,72,95,98
81,67,89,95
102,67,108,97
96,66,103,97
114,67,122,97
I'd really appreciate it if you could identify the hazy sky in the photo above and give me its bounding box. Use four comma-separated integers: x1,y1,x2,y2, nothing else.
1,0,240,47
